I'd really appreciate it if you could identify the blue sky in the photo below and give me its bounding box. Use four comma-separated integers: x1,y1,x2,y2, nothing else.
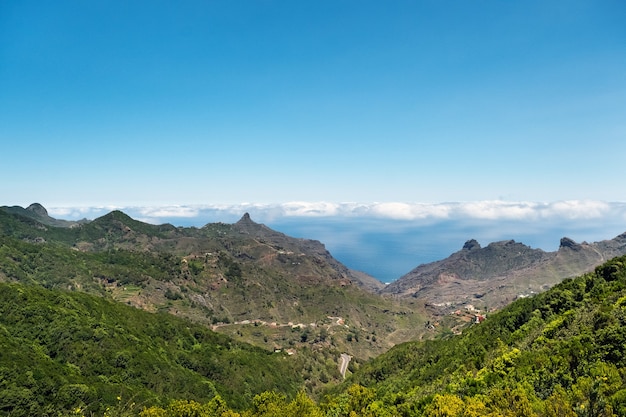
2,2,626,280
2,1,625,206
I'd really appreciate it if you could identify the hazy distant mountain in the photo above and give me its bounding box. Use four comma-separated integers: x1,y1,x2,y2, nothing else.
382,232,626,310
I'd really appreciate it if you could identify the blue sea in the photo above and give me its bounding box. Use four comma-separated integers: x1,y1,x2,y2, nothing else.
265,217,626,283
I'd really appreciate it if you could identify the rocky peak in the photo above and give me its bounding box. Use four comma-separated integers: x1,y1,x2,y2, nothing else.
559,237,581,250
462,239,481,251
234,212,268,236
235,213,256,228
238,212,253,223
615,232,626,242
26,203,49,217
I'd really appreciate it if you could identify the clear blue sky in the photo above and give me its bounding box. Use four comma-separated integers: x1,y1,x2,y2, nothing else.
2,1,625,207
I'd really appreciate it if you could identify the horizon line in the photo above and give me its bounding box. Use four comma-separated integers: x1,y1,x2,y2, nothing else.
23,199,626,224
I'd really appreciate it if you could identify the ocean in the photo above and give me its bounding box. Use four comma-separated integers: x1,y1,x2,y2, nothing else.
266,217,626,283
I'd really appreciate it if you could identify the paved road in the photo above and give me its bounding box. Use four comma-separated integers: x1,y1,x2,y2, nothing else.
339,353,352,378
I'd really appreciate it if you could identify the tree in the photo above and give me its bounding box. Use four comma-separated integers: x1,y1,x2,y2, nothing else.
288,391,323,417
543,386,576,417
250,391,288,417
487,387,537,417
423,394,464,417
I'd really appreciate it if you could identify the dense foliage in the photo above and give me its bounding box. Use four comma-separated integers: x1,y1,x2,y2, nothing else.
325,255,626,416
121,256,626,416
0,283,302,416
3,255,626,416
0,234,180,293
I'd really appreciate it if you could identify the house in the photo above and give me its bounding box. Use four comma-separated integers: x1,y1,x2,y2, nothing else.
474,314,486,323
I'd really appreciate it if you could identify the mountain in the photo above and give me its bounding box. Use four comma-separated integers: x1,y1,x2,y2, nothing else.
7,251,624,415
382,233,626,312
231,212,384,291
1,203,87,228
3,203,626,415
0,205,380,289
0,204,427,365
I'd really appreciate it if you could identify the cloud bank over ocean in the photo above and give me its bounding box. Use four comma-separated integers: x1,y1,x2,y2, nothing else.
48,200,626,224
48,201,626,282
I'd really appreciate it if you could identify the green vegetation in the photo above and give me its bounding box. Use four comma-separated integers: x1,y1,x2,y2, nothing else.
3,255,626,416
132,255,626,416
324,255,626,416
0,235,179,293
3,206,626,415
0,207,431,362
0,283,302,416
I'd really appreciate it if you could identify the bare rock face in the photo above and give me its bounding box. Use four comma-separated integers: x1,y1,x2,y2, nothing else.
559,237,581,250
463,239,481,250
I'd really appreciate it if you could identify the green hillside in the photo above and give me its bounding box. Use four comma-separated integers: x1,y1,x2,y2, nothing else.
11,254,619,416
0,282,303,416
4,205,626,416
0,206,430,363
323,255,626,416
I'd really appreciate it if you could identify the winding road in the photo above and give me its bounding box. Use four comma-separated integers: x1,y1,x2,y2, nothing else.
339,353,352,378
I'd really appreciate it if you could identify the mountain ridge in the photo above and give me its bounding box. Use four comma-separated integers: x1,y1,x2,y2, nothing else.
0,203,424,362
382,231,626,311
1,202,88,228
4,202,626,312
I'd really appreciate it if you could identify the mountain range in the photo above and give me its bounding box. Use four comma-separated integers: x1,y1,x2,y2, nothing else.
3,202,626,319
0,203,427,362
2,202,626,415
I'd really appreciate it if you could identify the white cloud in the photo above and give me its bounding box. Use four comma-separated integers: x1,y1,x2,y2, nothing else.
137,206,201,219
545,200,613,219
278,201,342,217
47,206,118,219
368,202,413,220
366,202,451,220
46,200,626,225
456,201,540,220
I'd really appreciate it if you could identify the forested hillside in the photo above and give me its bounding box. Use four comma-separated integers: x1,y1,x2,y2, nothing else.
326,255,626,416
3,205,626,416
0,282,304,416
134,256,626,416
3,254,626,415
